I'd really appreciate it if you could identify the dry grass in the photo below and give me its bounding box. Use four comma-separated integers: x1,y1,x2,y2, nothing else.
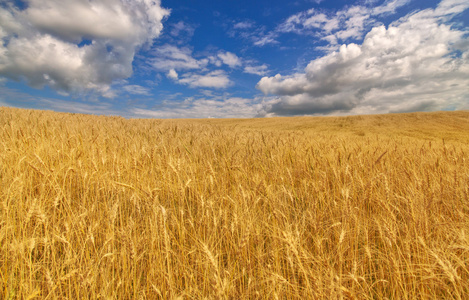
1,107,469,299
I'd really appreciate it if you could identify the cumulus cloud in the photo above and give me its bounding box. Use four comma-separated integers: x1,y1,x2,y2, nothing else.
179,70,232,89
257,0,469,116
0,0,169,97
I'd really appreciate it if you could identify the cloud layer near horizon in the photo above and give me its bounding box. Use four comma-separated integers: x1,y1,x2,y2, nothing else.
256,0,469,116
0,0,169,97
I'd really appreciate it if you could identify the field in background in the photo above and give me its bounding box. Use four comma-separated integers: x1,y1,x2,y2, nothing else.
1,107,469,299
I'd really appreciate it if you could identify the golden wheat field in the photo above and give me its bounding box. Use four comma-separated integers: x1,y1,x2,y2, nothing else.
1,107,469,299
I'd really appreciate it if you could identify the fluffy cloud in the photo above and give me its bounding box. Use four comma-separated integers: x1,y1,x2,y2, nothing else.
207,51,243,68
152,46,266,88
257,0,469,116
0,0,169,96
149,46,235,88
167,69,179,80
217,51,242,68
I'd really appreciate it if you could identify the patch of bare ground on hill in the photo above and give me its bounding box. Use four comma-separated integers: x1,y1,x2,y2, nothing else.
1,107,469,299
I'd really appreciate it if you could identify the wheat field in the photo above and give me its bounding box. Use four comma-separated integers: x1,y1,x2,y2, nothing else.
1,107,469,299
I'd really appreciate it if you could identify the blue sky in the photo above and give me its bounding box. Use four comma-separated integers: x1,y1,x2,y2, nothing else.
0,0,468,118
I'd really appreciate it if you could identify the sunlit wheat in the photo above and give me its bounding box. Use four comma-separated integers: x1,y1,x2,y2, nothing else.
1,107,469,298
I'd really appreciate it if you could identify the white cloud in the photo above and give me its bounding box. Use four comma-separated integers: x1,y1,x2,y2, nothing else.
434,0,469,17
131,96,262,118
122,85,152,96
150,44,207,71
372,0,411,15
305,13,339,33
229,19,279,47
257,1,469,116
167,69,179,80
244,64,269,76
208,55,223,67
0,0,169,97
253,32,279,47
233,21,255,29
170,21,195,38
217,51,242,68
179,70,232,89
151,47,242,88
23,0,153,43
277,0,411,46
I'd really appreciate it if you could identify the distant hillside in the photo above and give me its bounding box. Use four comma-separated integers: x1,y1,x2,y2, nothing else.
3,106,468,140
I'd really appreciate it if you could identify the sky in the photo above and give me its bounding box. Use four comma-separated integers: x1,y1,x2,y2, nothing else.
0,0,468,118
